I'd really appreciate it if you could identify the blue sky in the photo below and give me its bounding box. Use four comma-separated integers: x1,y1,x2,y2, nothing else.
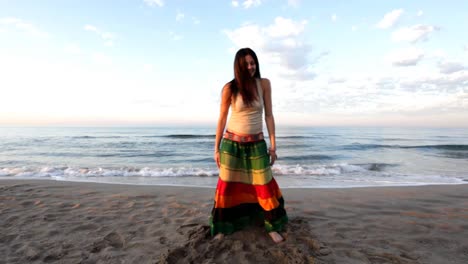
1,0,467,127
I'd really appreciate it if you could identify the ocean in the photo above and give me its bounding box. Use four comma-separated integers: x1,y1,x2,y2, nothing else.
1,126,467,188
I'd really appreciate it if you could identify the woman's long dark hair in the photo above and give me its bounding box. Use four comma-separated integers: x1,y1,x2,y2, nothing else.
229,48,261,106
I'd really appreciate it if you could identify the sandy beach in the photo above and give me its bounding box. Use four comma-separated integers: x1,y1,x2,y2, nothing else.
1,180,467,264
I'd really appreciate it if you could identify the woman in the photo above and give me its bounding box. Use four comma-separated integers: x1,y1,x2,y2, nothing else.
210,48,288,243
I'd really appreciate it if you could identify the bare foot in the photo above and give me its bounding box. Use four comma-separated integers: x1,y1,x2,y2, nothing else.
268,231,284,243
213,233,224,241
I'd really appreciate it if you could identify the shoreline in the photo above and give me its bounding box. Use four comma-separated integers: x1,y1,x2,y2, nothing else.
2,177,467,190
1,179,468,263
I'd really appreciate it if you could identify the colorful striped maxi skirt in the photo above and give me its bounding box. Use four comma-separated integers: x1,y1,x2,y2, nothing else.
210,131,288,236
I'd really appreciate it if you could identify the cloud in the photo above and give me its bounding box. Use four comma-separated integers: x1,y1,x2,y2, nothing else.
288,0,300,7
231,0,262,9
64,44,82,54
101,33,113,40
242,0,262,8
392,24,439,43
274,61,468,123
417,10,424,17
176,11,185,22
313,72,468,116
328,77,346,84
92,52,113,65
376,9,404,29
0,17,47,37
430,49,447,59
192,17,200,25
84,24,98,32
143,0,164,7
331,14,337,22
169,31,183,41
266,17,307,38
385,48,424,66
438,61,466,74
224,17,324,81
399,70,468,92
84,24,115,47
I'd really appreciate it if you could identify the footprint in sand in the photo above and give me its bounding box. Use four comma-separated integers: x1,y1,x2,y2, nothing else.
20,200,34,206
103,232,125,248
88,231,125,253
159,236,168,244
71,223,99,233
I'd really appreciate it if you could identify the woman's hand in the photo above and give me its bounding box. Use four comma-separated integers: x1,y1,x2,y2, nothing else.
269,149,277,166
214,151,220,168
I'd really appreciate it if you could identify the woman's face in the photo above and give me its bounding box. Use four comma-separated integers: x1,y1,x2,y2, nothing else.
245,55,256,77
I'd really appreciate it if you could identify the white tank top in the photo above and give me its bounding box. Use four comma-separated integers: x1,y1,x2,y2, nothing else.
226,79,264,135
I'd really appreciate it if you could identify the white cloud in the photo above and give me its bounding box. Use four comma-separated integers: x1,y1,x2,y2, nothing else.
417,10,424,17
64,44,82,54
308,71,468,118
392,24,439,43
101,32,113,40
351,25,358,31
0,17,47,37
224,23,266,49
399,70,468,93
92,52,113,65
260,58,468,125
143,0,164,7
224,17,324,81
385,48,424,66
169,31,183,41
192,17,200,25
288,0,300,7
231,0,262,9
104,41,114,47
438,61,466,74
266,17,307,38
331,14,337,22
328,77,346,84
376,9,404,29
176,11,185,22
84,24,98,32
0,17,20,24
242,0,262,9
430,49,447,59
84,24,116,47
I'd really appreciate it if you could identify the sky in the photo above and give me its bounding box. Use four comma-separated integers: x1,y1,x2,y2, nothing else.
1,0,467,127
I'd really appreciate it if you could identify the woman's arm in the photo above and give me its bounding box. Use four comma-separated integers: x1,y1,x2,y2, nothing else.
262,78,277,165
214,83,232,168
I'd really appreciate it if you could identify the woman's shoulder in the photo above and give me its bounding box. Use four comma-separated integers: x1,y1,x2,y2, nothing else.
222,81,233,95
223,81,231,88
259,78,271,91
